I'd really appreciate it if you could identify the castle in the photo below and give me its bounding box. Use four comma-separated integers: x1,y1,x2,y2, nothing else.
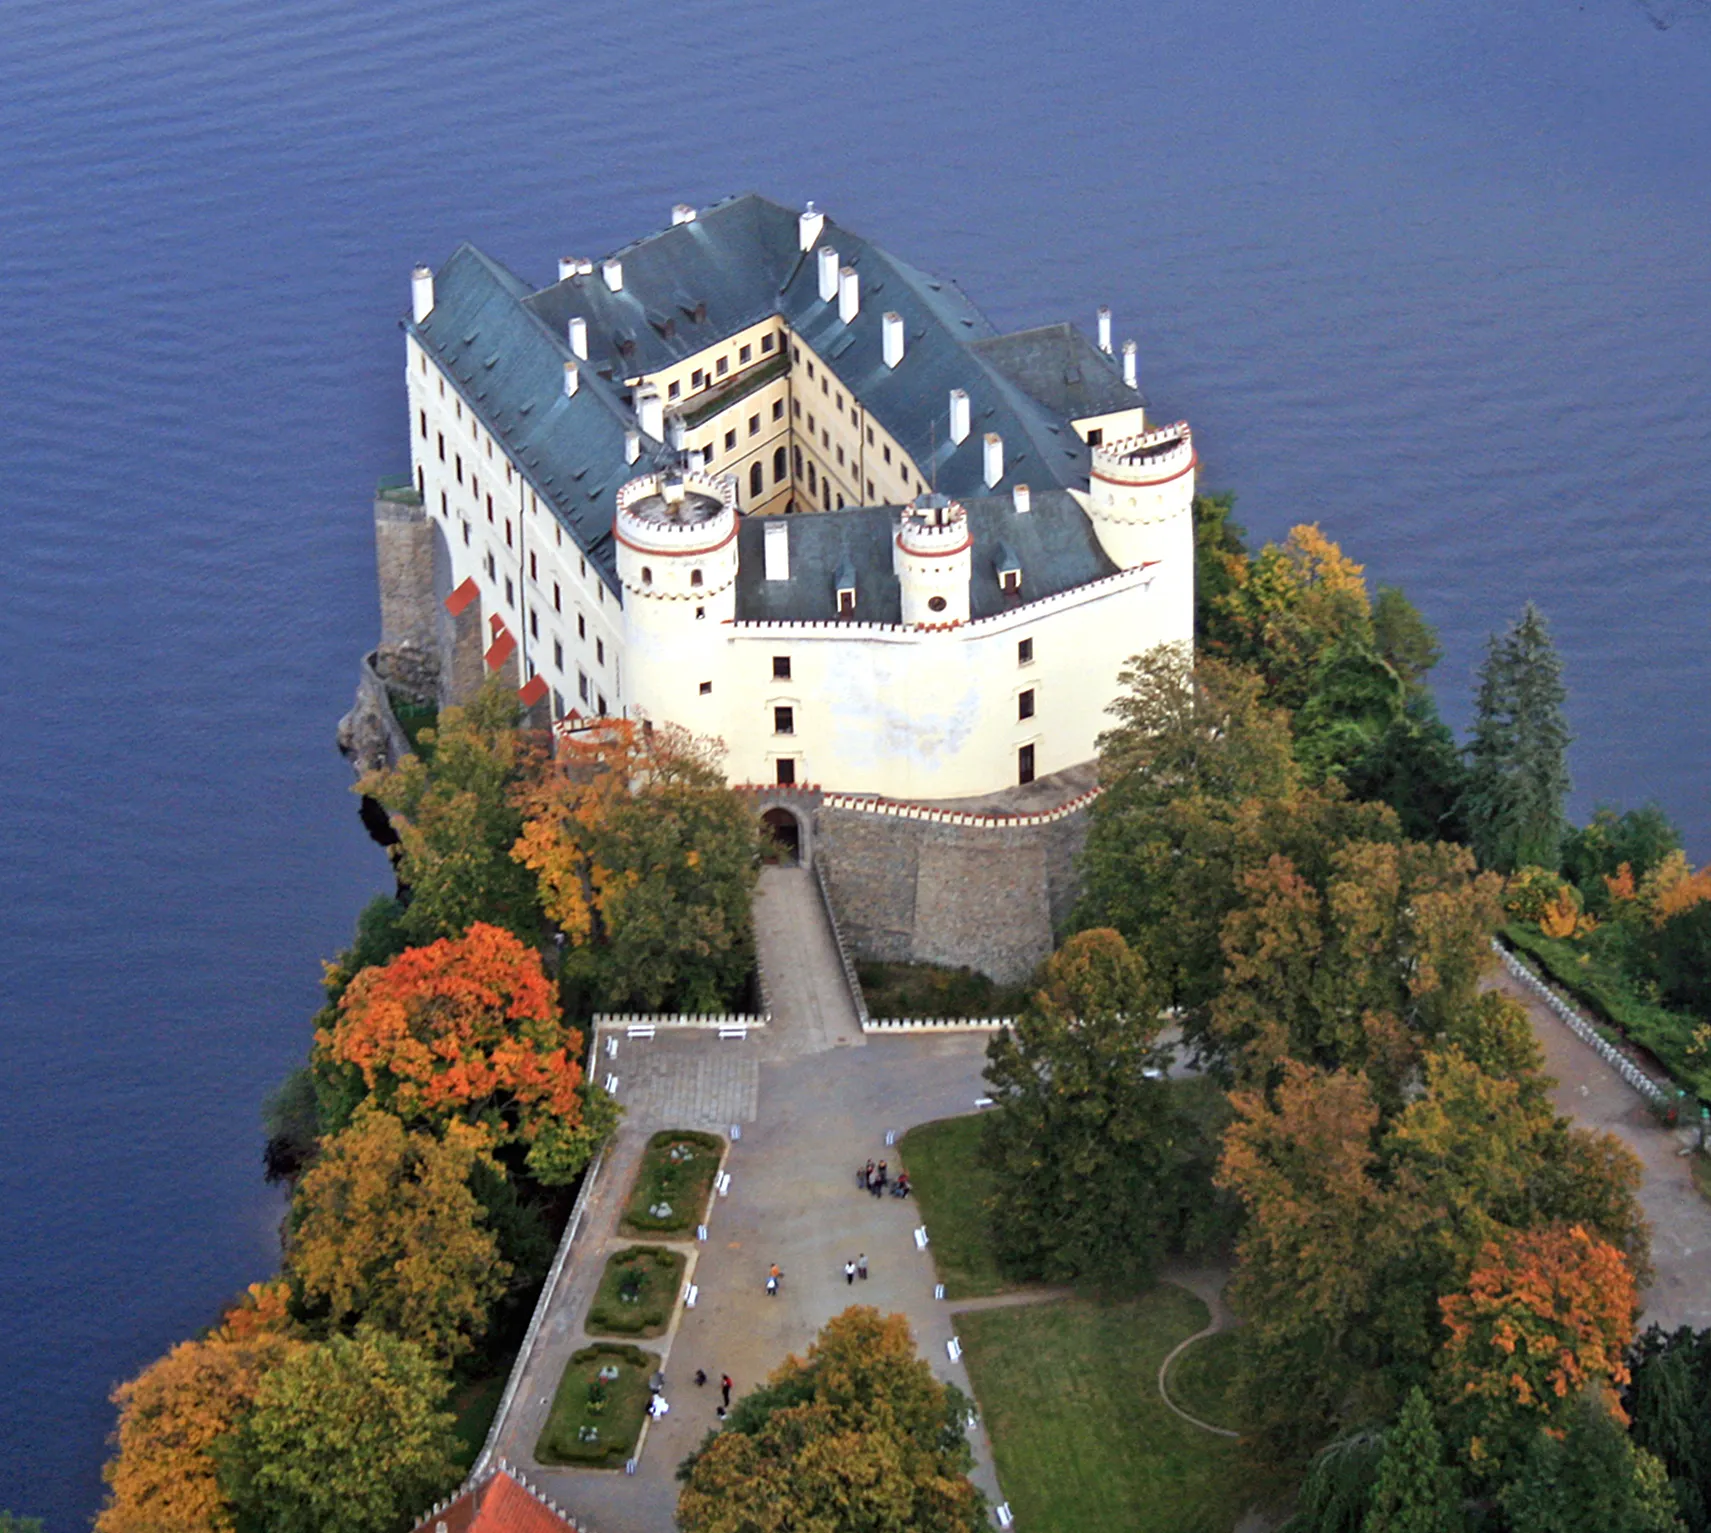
355,195,1197,977
382,193,1196,801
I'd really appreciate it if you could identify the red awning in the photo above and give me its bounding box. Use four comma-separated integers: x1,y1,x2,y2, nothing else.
518,674,548,707
484,629,517,671
445,576,480,617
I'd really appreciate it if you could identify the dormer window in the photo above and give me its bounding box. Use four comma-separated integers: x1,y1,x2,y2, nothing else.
839,590,856,615
996,542,1022,596
641,566,653,586
835,559,857,617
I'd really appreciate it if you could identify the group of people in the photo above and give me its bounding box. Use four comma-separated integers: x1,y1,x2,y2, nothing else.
692,1368,735,1417
843,1253,869,1284
857,1158,910,1199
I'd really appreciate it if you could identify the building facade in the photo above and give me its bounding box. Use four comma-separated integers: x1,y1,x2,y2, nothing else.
398,194,1195,800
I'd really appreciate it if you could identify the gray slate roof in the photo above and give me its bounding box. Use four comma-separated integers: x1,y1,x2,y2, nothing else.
733,490,1117,625
406,195,1143,600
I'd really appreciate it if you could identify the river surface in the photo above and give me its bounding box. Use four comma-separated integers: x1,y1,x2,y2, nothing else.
1,0,1707,1524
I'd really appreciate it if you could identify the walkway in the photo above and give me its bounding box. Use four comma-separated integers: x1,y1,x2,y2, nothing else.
1493,970,1711,1330
488,866,1004,1533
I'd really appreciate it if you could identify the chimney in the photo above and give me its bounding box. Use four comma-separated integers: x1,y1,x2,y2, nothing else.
838,266,859,324
817,246,839,303
1097,306,1113,354
625,428,641,464
1013,483,1031,514
948,389,970,445
1123,340,1137,389
603,259,624,292
798,200,825,252
411,265,434,323
636,385,663,441
882,312,905,368
671,203,697,225
563,361,579,398
568,316,588,359
557,256,578,281
983,432,1004,488
764,519,790,581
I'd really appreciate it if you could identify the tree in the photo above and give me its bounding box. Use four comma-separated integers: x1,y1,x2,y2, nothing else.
1463,603,1572,874
1437,1223,1637,1477
97,1284,298,1533
316,922,595,1171
1361,1387,1462,1533
1501,1390,1681,1533
1342,702,1469,845
0,1517,44,1533
286,1109,509,1365
1564,805,1681,913
980,930,1221,1285
359,677,541,945
677,1307,984,1533
513,718,759,1012
1281,1429,1387,1533
1627,1325,1711,1533
1193,491,1248,646
219,1331,461,1533
1372,588,1443,693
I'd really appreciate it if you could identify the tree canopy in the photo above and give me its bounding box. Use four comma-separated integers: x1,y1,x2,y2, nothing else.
677,1308,984,1533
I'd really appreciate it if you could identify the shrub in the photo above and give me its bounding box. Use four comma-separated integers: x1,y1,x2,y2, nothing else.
620,1131,724,1237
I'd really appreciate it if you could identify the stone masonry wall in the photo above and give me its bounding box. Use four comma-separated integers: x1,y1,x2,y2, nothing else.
813,800,1091,985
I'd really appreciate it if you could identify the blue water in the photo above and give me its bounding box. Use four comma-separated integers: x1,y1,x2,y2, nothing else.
1,0,1707,1524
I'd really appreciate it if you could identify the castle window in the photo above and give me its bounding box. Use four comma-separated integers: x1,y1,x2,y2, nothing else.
669,381,681,400
836,446,845,466
505,576,515,607
692,369,705,389
821,480,830,510
505,520,513,547
1018,744,1035,785
598,693,607,715
1087,429,1103,446
1018,637,1034,665
774,706,794,735
820,378,828,397
866,426,874,446
456,454,463,483
717,357,729,377
821,429,829,448
419,410,427,439
792,345,800,363
776,758,796,786
866,479,874,500
793,445,803,479
438,432,445,461
793,400,802,420
455,400,461,419
772,656,791,680
695,606,705,619
740,345,752,364
928,596,947,613
1002,569,1020,595
774,446,787,483
773,400,784,421
552,687,563,717
596,639,605,665
530,609,539,639
578,614,586,639
506,464,513,484
440,490,447,517
529,552,538,580
700,680,713,694
836,493,845,509
882,445,892,464
748,413,760,437
579,556,586,579
762,333,775,353
485,551,495,578
750,462,763,498
725,429,736,452
417,465,424,497
472,474,479,500
1018,688,1035,720
579,671,589,703
462,521,469,546
554,638,563,670
553,582,561,611
807,413,815,435
641,567,653,586
834,391,843,410
806,361,814,379
807,462,817,495
691,569,704,588
487,495,494,520
703,439,716,464
839,589,855,615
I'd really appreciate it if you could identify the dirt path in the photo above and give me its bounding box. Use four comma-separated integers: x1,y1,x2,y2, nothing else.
1492,970,1711,1330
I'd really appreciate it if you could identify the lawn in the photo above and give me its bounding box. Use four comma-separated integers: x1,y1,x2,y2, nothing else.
958,1291,1257,1533
585,1245,686,1338
535,1342,658,1468
620,1130,724,1239
898,1114,1011,1299
857,960,1031,1020
450,1371,508,1470
1165,1328,1243,1433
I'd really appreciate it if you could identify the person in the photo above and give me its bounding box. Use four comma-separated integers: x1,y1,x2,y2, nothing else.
844,1259,856,1285
892,1172,911,1199
721,1373,733,1407
694,1368,707,1388
857,1252,868,1280
769,1262,782,1286
766,1273,778,1297
876,1159,888,1187
649,1393,669,1419
864,1159,875,1189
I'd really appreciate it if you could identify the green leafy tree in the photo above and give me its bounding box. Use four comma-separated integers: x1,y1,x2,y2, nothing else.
1291,635,1407,783
1342,702,1470,845
219,1331,461,1533
676,1307,984,1533
1627,1325,1711,1533
1501,1391,1681,1533
1279,1430,1386,1533
981,930,1222,1284
1193,490,1248,645
1463,603,1572,873
1361,1388,1461,1533
1564,805,1682,911
1371,587,1443,692
359,677,541,945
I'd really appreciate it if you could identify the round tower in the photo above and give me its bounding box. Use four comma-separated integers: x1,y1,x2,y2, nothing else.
1086,422,1196,571
614,466,738,725
895,493,972,627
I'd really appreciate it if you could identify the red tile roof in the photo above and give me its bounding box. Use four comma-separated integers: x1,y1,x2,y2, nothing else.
410,1466,581,1533
446,576,480,617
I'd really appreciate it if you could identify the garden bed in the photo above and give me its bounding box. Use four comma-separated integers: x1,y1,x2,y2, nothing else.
619,1130,725,1239
585,1245,687,1338
856,960,1031,1020
535,1342,657,1467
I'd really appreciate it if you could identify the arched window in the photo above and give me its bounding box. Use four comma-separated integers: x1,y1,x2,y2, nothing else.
793,445,803,480
750,461,764,498
691,569,704,588
641,566,653,586
808,462,817,496
773,446,787,483
821,479,830,509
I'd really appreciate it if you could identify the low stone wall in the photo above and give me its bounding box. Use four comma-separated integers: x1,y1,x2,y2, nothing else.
335,650,414,777
861,1016,1013,1033
813,792,1093,985
593,1013,768,1030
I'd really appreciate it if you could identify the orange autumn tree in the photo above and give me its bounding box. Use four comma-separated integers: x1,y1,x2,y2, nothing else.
97,1283,298,1533
1438,1223,1637,1477
512,718,759,1013
316,921,603,1183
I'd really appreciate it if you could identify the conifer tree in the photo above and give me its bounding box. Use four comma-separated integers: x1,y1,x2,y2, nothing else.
1361,1388,1461,1533
1463,603,1571,873
1501,1391,1682,1533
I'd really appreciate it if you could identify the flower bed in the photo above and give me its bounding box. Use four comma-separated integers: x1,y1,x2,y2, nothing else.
535,1342,657,1467
619,1130,724,1239
585,1245,686,1338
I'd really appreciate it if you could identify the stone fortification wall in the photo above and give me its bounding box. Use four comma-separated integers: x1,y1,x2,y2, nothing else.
812,791,1093,985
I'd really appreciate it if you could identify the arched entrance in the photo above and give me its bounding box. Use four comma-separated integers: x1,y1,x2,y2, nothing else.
761,807,802,865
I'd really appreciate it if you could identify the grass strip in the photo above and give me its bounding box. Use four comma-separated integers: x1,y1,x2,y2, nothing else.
898,1114,1011,1299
